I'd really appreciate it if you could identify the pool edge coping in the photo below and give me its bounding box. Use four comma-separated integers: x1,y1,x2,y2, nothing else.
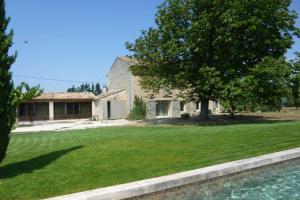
44,147,300,200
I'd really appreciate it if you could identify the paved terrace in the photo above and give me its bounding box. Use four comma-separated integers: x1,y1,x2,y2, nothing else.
13,119,136,133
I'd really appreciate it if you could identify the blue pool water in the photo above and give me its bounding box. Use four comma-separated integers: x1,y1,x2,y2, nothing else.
204,159,300,200
140,159,300,200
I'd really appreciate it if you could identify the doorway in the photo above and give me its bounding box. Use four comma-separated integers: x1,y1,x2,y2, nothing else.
156,100,170,117
107,101,111,119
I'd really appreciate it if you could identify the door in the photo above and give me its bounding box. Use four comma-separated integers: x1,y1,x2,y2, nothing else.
107,101,111,119
156,101,170,117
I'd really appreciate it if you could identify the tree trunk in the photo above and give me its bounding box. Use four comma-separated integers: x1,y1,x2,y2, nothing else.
200,98,209,121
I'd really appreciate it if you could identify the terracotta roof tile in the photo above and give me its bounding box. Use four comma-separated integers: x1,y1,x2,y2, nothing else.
96,89,126,99
32,92,96,100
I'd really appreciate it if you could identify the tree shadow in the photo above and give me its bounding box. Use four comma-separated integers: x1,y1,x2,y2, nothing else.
144,114,296,126
0,146,83,179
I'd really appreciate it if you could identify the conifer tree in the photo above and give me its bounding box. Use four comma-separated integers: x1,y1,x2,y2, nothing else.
0,0,17,163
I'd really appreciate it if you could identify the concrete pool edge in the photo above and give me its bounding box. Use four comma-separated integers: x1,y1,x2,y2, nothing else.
45,147,300,200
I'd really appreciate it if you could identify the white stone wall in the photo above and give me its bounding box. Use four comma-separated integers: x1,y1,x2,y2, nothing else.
106,57,223,120
108,58,132,115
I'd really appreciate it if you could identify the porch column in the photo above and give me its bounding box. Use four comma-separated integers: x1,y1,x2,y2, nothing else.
49,101,54,120
92,101,96,117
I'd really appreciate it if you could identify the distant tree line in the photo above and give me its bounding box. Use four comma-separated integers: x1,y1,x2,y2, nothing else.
67,83,102,95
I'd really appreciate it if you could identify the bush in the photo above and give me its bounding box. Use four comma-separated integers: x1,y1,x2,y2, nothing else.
127,96,146,120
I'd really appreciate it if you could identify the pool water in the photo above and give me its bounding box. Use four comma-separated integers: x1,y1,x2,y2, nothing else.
139,159,300,200
204,159,300,200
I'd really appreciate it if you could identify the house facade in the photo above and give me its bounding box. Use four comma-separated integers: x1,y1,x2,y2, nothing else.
94,56,222,120
19,57,222,122
18,92,96,121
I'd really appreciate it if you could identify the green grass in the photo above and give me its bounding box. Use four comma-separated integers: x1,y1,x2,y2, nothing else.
1,121,300,200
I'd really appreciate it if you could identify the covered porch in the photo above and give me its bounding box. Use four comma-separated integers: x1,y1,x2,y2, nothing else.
18,92,96,122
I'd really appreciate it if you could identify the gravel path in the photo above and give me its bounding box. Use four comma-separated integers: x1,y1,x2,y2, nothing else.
13,119,136,133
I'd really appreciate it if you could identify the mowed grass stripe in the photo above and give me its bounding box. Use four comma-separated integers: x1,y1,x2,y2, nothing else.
0,121,299,200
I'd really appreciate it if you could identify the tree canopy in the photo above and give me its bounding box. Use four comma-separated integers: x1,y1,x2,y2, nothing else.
127,0,299,120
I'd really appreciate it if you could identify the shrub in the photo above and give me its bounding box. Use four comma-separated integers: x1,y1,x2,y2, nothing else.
127,96,146,120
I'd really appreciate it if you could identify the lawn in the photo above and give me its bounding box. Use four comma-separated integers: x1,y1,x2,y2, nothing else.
1,121,300,200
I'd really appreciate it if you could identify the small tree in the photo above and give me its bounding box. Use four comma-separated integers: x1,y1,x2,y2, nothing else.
0,1,42,163
127,96,146,120
95,83,102,95
0,0,17,163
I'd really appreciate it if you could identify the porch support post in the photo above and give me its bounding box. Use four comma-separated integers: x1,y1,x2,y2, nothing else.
92,101,96,117
49,101,54,120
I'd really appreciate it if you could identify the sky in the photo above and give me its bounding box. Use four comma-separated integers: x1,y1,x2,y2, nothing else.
6,0,300,92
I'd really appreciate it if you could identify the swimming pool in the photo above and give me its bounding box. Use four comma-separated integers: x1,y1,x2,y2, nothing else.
139,159,300,200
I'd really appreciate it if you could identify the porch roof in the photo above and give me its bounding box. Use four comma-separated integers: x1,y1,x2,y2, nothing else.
30,92,96,101
96,89,126,99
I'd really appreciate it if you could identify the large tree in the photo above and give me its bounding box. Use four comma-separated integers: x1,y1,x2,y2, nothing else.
126,0,299,120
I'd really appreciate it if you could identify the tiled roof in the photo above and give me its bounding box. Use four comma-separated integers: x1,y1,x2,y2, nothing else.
32,92,96,100
119,56,139,65
96,89,126,99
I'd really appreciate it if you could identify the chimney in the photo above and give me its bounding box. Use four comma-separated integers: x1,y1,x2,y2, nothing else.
103,85,108,93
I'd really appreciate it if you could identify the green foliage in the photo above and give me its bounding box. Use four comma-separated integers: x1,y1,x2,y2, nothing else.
127,96,146,120
0,1,42,163
127,0,299,120
290,52,300,108
0,0,17,163
13,82,43,107
249,57,293,111
67,82,102,95
95,83,102,95
222,57,293,113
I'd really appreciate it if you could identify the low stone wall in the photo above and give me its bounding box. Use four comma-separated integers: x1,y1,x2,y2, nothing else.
45,147,300,200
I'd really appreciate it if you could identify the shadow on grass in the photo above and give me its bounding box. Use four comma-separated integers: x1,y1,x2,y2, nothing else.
145,114,296,126
0,146,82,179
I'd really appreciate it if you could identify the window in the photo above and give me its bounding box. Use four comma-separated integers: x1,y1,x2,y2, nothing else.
196,101,200,110
36,103,49,116
67,103,80,115
80,102,91,114
180,101,185,112
156,101,170,117
54,102,65,115
215,101,219,109
19,103,27,117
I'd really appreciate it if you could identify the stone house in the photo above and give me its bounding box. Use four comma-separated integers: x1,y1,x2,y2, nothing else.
94,56,221,120
19,57,221,122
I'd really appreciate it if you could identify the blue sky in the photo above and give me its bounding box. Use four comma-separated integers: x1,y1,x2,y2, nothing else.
6,0,300,92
